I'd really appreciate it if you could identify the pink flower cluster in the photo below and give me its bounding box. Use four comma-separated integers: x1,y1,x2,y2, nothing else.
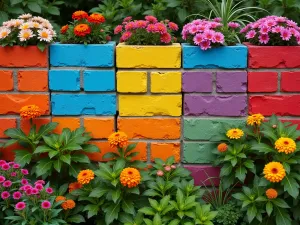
156,164,177,177
241,15,300,45
114,15,178,44
182,19,228,50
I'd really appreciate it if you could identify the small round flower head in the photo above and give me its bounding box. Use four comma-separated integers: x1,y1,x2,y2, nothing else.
18,29,34,42
18,14,32,19
168,22,178,31
0,160,6,166
160,33,171,44
228,22,240,29
15,202,26,210
46,187,53,194
25,188,32,196
0,27,11,39
164,166,171,171
1,191,10,199
38,29,53,42
10,172,17,177
21,169,29,175
31,188,39,195
13,163,20,169
21,179,28,186
3,180,12,188
35,180,45,185
13,191,22,200
145,15,158,23
19,22,32,30
1,163,10,171
114,25,123,34
41,200,51,209
156,170,164,176
0,176,6,183
35,183,43,191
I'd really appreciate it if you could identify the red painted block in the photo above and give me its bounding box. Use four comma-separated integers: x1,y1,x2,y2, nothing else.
248,72,278,92
281,71,300,92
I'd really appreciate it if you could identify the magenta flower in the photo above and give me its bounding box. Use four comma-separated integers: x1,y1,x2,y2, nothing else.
0,176,5,183
189,25,198,34
275,16,286,23
114,25,122,34
1,191,10,199
3,180,12,188
200,40,211,50
31,188,39,195
168,22,178,31
10,172,17,177
265,19,277,27
160,33,171,44
1,163,10,171
146,24,156,33
13,163,20,169
246,30,256,39
210,22,222,29
21,178,28,185
15,202,26,211
41,200,51,209
35,183,43,191
272,26,283,33
34,180,45,185
259,25,270,34
46,187,53,194
125,22,136,31
135,20,148,29
203,30,214,40
23,184,32,190
25,188,32,196
123,16,132,23
21,169,29,175
8,162,15,165
121,31,132,41
13,191,22,200
154,23,167,34
259,34,270,44
228,22,240,29
0,160,6,166
145,15,158,23
212,32,225,43
287,20,297,28
281,28,292,41
213,17,222,22
197,24,207,33
156,170,164,176
193,33,203,45
192,19,202,25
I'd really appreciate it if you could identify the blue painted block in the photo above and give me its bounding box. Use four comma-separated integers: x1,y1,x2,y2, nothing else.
182,43,248,69
50,42,115,67
51,94,116,115
84,70,115,92
49,70,80,91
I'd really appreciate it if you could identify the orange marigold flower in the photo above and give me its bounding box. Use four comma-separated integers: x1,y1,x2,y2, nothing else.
68,182,82,193
120,167,141,188
217,143,228,152
55,196,66,202
60,25,69,34
61,199,76,210
275,137,296,154
72,10,88,20
74,24,91,37
108,132,128,148
77,169,94,185
20,105,42,119
266,188,278,199
263,162,286,183
88,13,105,24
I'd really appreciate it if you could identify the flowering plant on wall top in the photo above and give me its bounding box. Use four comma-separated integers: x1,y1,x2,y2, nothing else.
241,15,300,46
0,14,56,51
114,15,178,45
59,10,111,44
182,18,241,50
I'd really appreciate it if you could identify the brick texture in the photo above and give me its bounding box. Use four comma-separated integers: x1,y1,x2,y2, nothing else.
18,71,48,92
248,72,278,93
0,71,13,91
281,72,300,92
84,117,115,139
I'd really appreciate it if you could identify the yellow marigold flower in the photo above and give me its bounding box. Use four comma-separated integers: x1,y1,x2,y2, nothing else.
275,137,296,154
247,113,265,126
263,162,286,183
20,105,42,119
55,196,66,202
68,182,82,193
77,169,94,185
61,199,76,210
266,188,278,199
217,143,228,152
226,128,244,140
120,167,141,188
108,131,128,148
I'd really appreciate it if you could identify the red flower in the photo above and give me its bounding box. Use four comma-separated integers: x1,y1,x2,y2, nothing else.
74,24,91,37
72,11,88,20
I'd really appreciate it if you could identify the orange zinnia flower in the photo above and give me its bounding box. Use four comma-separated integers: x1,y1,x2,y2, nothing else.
60,25,69,34
68,182,82,193
20,105,42,119
266,188,278,199
55,196,66,202
77,169,94,185
74,24,91,37
88,13,105,24
217,143,228,152
120,167,141,188
61,199,76,210
108,132,128,148
72,10,88,20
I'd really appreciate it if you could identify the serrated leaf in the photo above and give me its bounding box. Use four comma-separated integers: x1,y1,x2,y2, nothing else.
122,199,135,215
60,154,71,165
14,150,32,166
104,204,120,225
247,205,257,223
139,207,155,216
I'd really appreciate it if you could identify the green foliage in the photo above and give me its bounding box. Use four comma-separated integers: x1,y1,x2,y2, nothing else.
214,201,244,225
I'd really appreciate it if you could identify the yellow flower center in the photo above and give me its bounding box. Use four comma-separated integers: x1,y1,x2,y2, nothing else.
41,32,48,38
1,31,7,37
23,32,30,39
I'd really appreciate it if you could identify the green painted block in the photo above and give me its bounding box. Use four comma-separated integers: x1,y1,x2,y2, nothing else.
184,118,245,141
183,142,216,164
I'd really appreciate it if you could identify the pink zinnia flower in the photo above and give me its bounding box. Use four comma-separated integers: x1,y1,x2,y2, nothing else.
145,15,157,23
13,163,20,169
210,22,222,29
13,191,22,200
41,200,51,209
114,25,122,34
156,170,164,176
204,30,215,40
21,178,28,185
213,17,222,22
259,33,270,44
1,163,10,171
123,16,132,23
289,28,298,36
155,23,167,34
281,28,292,41
135,20,148,29
125,22,136,31
246,30,256,39
160,33,171,44
265,19,277,27
21,169,28,175
25,188,32,196
251,22,259,29
1,191,10,199
31,188,39,195
121,31,132,41
259,25,270,34
272,26,283,33
3,180,12,188
10,172,17,177
192,19,202,25
46,187,53,194
200,40,211,50
228,22,240,29
164,166,171,171
0,160,6,166
193,33,203,45
35,180,45,185
212,32,224,43
146,24,156,33
189,25,198,34
197,24,207,32
15,202,26,210
35,183,43,191
168,22,178,31
0,176,5,183
275,16,286,23
287,20,297,28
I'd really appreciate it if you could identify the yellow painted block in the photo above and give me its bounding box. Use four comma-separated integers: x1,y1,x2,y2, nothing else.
119,95,182,116
116,43,181,68
117,71,147,93
151,72,181,93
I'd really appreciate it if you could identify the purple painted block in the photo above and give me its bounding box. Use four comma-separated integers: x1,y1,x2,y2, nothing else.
184,95,247,116
216,71,247,93
182,71,212,93
184,165,220,186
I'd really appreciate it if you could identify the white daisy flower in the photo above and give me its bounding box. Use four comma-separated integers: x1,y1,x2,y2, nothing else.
18,29,34,42
31,22,42,29
0,27,11,39
19,22,32,30
2,20,14,28
31,16,45,23
41,21,53,30
37,29,53,42
11,19,24,28
18,13,32,20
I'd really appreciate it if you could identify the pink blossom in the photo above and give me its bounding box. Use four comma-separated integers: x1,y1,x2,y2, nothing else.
259,33,270,44
10,172,17,177
200,40,211,50
228,22,240,29
210,22,222,29
46,187,53,194
146,24,156,33
160,33,171,44
41,200,51,209
1,191,10,199
289,28,298,36
259,25,270,34
135,20,148,29
13,163,20,169
168,22,178,31
35,183,43,191
21,178,28,185
123,16,132,23
271,26,283,33
213,17,222,22
31,188,39,195
8,162,15,165
0,176,5,183
121,31,132,41
35,180,45,185
114,25,122,34
3,180,12,188
25,188,32,196
145,15,157,23
21,169,28,175
297,35,300,45
156,170,164,176
23,184,32,190
171,165,176,169
189,25,198,34
204,30,215,40
280,28,292,41
155,23,167,34
265,19,277,27
13,191,22,200
212,32,225,43
15,202,26,210
0,160,6,166
125,22,136,31
251,22,260,29
245,30,256,39
164,166,171,171
275,16,286,23
1,163,10,171
196,24,207,33
287,20,297,28
192,19,202,25
193,33,203,45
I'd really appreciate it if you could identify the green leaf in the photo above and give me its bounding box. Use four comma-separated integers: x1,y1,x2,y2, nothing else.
35,145,53,154
53,160,62,172
10,0,23,5
251,143,274,153
104,204,120,225
7,7,24,14
103,152,118,159
266,202,273,216
83,204,99,219
272,199,290,208
232,193,248,201
89,186,110,198
122,199,135,215
283,162,290,174
111,189,121,203
49,150,58,159
139,207,155,216
71,154,90,163
47,6,60,15
36,159,53,176
82,144,100,153
282,176,299,198
153,213,162,225
236,166,247,182
67,214,85,223
244,160,255,169
178,8,188,22
220,163,232,176
247,205,257,223
69,164,80,178
143,189,160,197
125,143,137,153
169,219,180,225
5,128,28,142
60,154,71,165
3,139,17,148
27,2,41,13
36,122,58,140
275,207,292,225
113,159,126,171
0,11,8,24
14,150,32,166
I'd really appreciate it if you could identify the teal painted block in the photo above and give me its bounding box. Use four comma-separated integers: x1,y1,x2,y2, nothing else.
184,118,245,141
84,70,115,92
50,42,115,67
182,43,248,69
49,70,80,91
183,142,216,164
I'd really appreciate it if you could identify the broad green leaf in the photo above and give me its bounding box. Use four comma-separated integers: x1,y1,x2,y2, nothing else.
125,143,137,153
275,207,292,225
282,176,299,198
220,163,232,176
0,11,8,25
251,143,274,153
178,8,188,22
7,7,24,14
103,152,118,159
266,201,273,216
36,159,53,176
169,219,180,225
68,164,80,178
49,150,58,159
111,189,121,203
3,139,17,148
139,207,155,216
35,145,53,154
47,6,60,15
82,144,100,153
60,154,71,165
71,154,90,163
104,204,120,225
83,204,99,219
27,2,41,13
149,199,159,210
235,166,247,182
14,150,32,166
122,199,135,215
244,160,255,169
232,193,248,201
53,160,62,172
36,122,58,140
11,0,23,5
247,205,257,223
113,159,126,171
67,214,85,223
272,199,290,208
153,213,162,225
5,128,28,142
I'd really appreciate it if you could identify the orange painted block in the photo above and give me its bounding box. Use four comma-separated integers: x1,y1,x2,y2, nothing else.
84,117,115,139
118,118,181,139
0,46,48,68
151,142,180,162
18,71,48,92
52,117,80,133
0,118,17,138
0,143,25,161
87,141,147,162
0,94,49,115
0,71,13,91
20,118,51,135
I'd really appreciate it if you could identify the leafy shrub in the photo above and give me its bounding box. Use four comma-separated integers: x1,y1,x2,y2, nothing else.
213,201,244,225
